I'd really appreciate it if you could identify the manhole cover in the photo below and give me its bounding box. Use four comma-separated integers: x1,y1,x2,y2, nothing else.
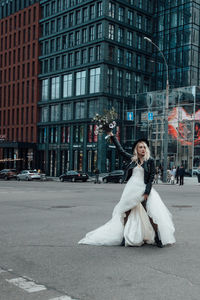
51,206,76,209
172,205,192,208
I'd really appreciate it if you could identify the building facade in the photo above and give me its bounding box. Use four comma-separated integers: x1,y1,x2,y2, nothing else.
38,0,154,176
0,0,40,170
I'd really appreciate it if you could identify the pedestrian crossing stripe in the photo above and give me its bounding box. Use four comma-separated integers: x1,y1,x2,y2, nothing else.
6,277,47,293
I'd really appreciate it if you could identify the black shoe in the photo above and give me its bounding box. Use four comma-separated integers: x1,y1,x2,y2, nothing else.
120,237,125,246
155,232,163,248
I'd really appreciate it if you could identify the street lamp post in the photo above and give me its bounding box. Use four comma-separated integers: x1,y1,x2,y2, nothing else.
144,37,169,182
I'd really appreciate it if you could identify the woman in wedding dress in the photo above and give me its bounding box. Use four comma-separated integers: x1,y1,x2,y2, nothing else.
79,134,175,248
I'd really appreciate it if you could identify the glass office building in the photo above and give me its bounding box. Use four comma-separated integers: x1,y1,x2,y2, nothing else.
153,0,200,90
38,0,154,176
125,86,200,173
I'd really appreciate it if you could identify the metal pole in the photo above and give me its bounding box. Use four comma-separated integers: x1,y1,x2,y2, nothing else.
144,37,169,182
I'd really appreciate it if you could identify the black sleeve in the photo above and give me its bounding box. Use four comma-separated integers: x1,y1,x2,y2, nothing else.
144,158,155,195
111,135,132,161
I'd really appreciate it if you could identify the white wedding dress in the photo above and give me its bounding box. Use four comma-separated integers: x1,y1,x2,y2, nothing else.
79,166,175,246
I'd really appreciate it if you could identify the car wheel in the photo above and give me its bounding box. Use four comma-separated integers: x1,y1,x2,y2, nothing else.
17,177,20,181
103,178,108,183
4,176,8,180
71,177,75,182
60,177,64,182
25,176,29,181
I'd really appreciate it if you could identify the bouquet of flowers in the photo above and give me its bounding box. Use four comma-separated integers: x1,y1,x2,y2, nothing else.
92,107,118,139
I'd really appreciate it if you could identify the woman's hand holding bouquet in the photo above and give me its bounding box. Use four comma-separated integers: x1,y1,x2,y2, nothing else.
92,107,117,140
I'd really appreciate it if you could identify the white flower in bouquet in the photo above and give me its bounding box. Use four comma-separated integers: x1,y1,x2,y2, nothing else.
92,107,118,139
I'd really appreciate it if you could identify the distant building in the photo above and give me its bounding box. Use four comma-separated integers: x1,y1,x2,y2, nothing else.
0,0,40,170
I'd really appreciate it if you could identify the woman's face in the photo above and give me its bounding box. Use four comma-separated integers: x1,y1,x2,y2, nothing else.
136,142,146,157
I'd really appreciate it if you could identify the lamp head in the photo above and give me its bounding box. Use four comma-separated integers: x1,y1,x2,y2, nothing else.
144,37,152,43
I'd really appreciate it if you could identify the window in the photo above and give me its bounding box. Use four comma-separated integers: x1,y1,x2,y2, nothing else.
69,33,74,47
56,56,60,70
126,72,131,96
68,53,73,67
97,24,102,39
76,10,81,24
75,51,80,65
62,55,67,68
109,2,115,18
75,101,85,119
118,28,124,43
137,14,142,29
41,107,48,122
96,45,101,60
63,16,68,28
128,10,133,25
135,74,141,93
89,26,94,41
90,5,95,19
50,105,59,121
82,49,87,64
107,68,113,93
89,48,94,62
118,7,124,22
126,52,132,67
90,68,100,93
108,24,114,40
88,100,100,118
97,2,102,17
75,31,80,45
51,77,60,99
137,34,142,49
117,49,124,64
76,71,86,96
42,79,48,101
62,103,71,120
51,20,55,33
127,31,133,46
117,70,123,95
82,28,87,43
137,55,141,70
83,8,88,22
63,73,72,97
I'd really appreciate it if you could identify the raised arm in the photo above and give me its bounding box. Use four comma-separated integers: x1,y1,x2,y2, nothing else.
110,134,132,161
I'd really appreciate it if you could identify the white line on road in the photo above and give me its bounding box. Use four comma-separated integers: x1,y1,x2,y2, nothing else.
6,277,47,293
49,296,78,300
0,267,7,273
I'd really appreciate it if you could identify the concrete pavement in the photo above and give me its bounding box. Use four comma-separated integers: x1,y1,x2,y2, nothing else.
0,180,199,300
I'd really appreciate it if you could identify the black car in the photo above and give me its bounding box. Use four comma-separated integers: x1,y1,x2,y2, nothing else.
102,170,124,183
59,170,89,182
0,169,18,180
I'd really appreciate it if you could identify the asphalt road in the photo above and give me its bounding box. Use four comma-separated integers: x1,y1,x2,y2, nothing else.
0,179,199,300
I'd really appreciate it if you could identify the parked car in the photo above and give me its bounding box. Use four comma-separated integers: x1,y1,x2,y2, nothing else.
59,171,89,182
0,169,18,180
102,170,124,183
17,170,45,181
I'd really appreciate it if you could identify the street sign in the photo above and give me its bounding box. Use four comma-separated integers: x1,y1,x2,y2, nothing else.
148,112,153,120
127,112,134,121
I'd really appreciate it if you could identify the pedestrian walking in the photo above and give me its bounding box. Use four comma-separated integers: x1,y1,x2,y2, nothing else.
94,168,100,184
179,165,185,186
79,133,175,248
175,166,180,184
196,166,200,184
154,167,160,184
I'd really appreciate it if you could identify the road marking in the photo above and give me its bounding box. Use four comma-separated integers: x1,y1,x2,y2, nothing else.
6,277,47,293
0,268,7,273
49,296,78,300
